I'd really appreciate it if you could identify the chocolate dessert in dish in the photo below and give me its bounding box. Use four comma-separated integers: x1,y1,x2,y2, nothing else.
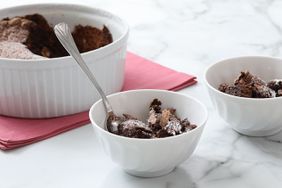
0,14,113,59
218,71,282,98
72,25,112,53
23,14,68,58
108,99,197,139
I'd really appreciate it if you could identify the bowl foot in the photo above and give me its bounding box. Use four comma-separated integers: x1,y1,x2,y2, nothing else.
124,167,175,178
232,126,282,137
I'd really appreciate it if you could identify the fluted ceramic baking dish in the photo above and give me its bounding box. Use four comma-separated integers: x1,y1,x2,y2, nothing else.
0,3,129,118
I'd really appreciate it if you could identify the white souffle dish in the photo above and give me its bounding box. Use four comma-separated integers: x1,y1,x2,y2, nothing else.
0,3,129,118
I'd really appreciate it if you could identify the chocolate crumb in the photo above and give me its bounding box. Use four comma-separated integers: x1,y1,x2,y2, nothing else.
267,80,282,92
218,71,277,98
108,99,197,139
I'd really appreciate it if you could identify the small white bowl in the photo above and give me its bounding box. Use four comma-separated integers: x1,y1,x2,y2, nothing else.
205,56,282,136
0,4,129,118
89,89,208,177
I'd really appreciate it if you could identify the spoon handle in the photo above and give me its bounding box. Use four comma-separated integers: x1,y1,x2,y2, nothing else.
54,22,113,114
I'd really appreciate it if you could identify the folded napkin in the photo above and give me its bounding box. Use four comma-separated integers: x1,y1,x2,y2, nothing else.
0,52,196,150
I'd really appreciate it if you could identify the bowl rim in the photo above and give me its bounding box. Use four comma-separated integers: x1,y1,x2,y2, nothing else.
0,3,129,64
89,89,208,142
204,55,282,101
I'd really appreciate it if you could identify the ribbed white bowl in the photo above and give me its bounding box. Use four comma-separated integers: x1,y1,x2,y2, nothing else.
0,4,129,118
205,56,282,136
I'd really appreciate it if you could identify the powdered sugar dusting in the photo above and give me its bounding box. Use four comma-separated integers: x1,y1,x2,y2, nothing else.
0,41,46,59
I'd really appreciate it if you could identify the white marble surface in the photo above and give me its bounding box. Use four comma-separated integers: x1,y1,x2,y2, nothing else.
1,0,282,187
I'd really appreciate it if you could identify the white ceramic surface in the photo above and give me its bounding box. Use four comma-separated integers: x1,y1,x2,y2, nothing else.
0,3,129,118
89,89,208,177
205,56,282,136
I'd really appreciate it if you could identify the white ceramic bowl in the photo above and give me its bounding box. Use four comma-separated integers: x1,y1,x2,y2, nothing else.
205,56,282,136
89,89,208,177
0,4,129,118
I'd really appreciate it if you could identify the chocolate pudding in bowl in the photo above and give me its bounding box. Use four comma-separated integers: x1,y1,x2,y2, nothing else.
205,56,282,136
89,89,208,177
0,3,129,118
107,98,197,139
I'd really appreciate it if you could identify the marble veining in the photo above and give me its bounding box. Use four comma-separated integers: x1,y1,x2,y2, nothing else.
0,0,282,188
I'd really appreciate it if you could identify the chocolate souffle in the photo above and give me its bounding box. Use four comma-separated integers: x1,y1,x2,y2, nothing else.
0,14,112,59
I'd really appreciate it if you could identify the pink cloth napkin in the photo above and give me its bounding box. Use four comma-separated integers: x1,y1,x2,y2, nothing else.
0,52,196,150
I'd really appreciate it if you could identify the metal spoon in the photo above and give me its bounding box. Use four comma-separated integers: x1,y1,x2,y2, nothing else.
54,22,120,132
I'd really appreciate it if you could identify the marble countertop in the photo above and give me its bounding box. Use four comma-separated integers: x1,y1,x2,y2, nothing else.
1,0,282,187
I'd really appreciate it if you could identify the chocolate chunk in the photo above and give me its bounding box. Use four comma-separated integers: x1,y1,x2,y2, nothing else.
267,80,282,92
163,117,182,136
226,85,252,97
234,71,264,86
148,110,160,126
218,71,275,98
277,89,282,97
107,99,197,139
252,84,275,98
155,129,171,138
160,108,176,127
218,83,229,92
147,98,162,131
149,99,162,113
23,14,68,58
72,25,113,53
118,119,152,138
181,118,197,132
